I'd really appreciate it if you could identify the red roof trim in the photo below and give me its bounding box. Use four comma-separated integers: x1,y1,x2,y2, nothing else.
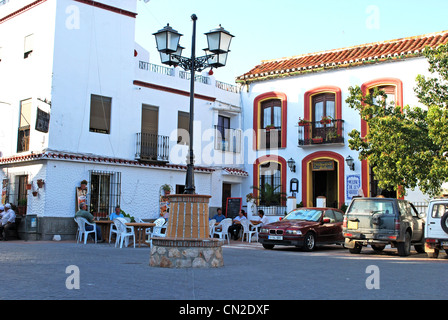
0,152,215,173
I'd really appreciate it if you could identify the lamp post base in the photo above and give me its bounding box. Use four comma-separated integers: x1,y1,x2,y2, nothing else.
149,194,224,268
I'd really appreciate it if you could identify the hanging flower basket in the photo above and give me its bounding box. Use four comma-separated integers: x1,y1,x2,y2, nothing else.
32,191,38,197
26,184,32,190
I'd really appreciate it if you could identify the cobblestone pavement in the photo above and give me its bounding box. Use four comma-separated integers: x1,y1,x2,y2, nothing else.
1,240,447,300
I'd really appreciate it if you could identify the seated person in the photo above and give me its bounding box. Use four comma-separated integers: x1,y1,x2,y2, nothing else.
251,209,270,227
75,203,103,242
110,205,124,221
210,208,225,223
0,203,15,241
228,209,247,240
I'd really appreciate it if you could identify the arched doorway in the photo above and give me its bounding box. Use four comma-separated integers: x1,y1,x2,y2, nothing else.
301,151,345,208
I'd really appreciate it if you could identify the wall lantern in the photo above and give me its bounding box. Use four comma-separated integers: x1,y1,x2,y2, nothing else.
287,158,296,172
345,155,355,171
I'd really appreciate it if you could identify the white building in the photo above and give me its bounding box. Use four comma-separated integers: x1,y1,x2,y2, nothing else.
0,0,244,239
237,30,448,216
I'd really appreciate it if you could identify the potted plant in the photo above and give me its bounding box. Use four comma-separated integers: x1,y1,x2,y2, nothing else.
250,183,286,207
265,124,276,131
26,183,32,190
161,184,171,195
312,136,323,144
37,179,44,188
32,190,38,197
80,180,88,190
320,115,332,125
17,198,27,215
298,117,310,126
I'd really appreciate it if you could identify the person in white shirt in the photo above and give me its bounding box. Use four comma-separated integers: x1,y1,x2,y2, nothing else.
253,209,270,227
228,209,247,240
0,203,16,241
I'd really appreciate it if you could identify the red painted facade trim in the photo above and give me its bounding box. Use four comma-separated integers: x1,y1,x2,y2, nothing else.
73,0,137,18
253,91,288,150
301,151,345,208
0,0,47,24
133,80,216,102
253,155,287,206
360,78,403,197
0,0,136,24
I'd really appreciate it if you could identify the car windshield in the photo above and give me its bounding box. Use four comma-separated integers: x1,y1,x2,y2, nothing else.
347,199,394,215
284,209,323,222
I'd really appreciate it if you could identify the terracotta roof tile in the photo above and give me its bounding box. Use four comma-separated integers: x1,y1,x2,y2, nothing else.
237,30,448,83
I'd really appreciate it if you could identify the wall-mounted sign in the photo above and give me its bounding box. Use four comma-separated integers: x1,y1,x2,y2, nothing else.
346,175,361,200
312,160,334,171
35,108,50,133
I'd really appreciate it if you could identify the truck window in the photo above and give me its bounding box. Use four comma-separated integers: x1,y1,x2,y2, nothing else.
432,204,448,219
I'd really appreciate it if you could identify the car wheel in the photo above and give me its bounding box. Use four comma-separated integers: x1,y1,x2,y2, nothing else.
441,212,448,234
349,242,362,254
414,244,425,253
303,232,316,252
262,244,274,250
397,231,411,257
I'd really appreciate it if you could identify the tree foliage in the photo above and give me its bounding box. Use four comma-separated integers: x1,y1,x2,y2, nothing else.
347,43,448,197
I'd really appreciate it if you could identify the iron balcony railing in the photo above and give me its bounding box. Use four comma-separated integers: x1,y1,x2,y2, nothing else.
135,132,169,162
298,119,344,146
214,125,242,153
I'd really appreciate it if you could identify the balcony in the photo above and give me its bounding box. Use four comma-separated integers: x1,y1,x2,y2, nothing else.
214,125,242,153
298,119,344,147
135,133,169,162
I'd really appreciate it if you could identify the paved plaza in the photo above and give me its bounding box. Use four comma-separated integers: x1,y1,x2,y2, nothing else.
1,240,447,302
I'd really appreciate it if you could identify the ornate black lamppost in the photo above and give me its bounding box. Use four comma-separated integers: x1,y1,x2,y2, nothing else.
153,14,234,194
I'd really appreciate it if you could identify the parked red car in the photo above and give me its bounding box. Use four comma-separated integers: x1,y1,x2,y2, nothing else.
258,207,345,251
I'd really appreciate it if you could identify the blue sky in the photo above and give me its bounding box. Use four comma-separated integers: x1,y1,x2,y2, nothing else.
135,0,448,84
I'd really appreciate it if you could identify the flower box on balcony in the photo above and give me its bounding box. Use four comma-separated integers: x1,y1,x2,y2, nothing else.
312,137,323,144
320,116,332,125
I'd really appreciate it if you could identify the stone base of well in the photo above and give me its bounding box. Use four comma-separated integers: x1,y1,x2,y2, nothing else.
149,238,224,268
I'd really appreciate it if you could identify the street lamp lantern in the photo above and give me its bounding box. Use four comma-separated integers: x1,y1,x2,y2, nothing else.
203,49,229,68
159,45,184,66
154,14,233,194
153,24,183,54
204,24,234,54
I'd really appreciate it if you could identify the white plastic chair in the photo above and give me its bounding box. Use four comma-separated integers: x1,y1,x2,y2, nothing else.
113,218,135,248
209,219,216,238
152,218,166,237
213,218,232,244
146,218,166,247
75,217,97,244
249,221,262,242
240,219,257,242
109,221,119,243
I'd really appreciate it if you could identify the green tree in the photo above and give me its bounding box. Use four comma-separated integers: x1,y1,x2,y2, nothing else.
346,43,448,197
